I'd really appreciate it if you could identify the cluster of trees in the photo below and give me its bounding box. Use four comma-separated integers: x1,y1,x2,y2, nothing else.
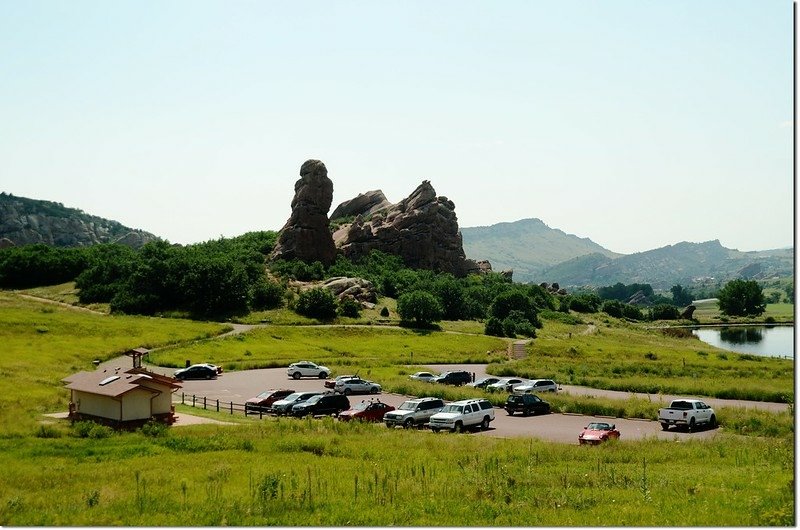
0,237,773,324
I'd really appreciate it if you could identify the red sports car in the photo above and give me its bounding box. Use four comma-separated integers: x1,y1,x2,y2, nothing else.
338,400,395,422
578,422,621,445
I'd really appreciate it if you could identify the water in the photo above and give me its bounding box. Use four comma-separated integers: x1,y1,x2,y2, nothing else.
692,325,795,359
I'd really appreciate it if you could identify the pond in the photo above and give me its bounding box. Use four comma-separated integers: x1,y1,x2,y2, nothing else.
692,325,794,359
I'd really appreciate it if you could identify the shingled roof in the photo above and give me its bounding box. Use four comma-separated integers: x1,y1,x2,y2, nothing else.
63,367,180,398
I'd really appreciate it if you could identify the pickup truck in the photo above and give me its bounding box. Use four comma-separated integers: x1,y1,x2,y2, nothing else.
658,399,716,431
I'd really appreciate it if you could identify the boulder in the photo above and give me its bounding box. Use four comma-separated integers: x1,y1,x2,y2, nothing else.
330,190,392,220
680,305,696,319
271,160,337,266
322,276,377,304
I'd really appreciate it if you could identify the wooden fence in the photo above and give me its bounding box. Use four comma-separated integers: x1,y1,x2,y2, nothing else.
176,393,271,418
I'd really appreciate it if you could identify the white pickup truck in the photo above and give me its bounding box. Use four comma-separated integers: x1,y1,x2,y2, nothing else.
658,399,717,432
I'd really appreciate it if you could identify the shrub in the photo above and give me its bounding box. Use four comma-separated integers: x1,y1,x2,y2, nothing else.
649,304,680,320
337,297,361,318
397,290,443,327
296,287,337,319
569,294,602,313
484,317,504,337
251,278,285,310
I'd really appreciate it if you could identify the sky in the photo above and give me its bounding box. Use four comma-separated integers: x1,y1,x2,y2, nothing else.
0,1,794,255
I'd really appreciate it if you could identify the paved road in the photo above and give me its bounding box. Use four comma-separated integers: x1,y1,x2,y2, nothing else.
146,363,727,444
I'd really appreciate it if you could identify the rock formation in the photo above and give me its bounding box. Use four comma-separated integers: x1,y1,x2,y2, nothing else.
322,276,377,305
332,180,480,277
330,190,392,220
270,159,337,266
680,305,696,319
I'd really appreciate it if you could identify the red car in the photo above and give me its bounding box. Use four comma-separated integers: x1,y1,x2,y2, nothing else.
578,422,621,445
245,389,294,415
338,400,395,422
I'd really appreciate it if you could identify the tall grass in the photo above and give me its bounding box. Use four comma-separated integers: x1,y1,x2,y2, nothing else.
0,420,792,526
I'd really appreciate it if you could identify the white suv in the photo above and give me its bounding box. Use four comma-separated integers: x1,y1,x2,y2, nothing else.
429,398,495,433
383,397,445,429
287,361,330,380
334,377,381,395
513,379,558,394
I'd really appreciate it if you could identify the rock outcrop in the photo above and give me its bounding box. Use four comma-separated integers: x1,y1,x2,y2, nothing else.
0,193,158,248
330,190,392,220
270,160,337,266
322,276,377,305
332,180,479,277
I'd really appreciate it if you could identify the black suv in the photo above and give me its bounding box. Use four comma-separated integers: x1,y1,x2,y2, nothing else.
505,393,550,416
291,393,351,417
433,371,472,386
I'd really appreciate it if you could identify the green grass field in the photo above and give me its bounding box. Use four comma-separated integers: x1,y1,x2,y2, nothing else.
0,289,794,526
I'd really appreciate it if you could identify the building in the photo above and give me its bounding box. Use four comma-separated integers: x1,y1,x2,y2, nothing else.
62,366,181,427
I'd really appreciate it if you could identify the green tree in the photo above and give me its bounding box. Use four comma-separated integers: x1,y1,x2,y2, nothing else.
717,279,766,316
296,287,337,319
337,297,361,318
670,284,694,307
649,304,680,321
397,290,443,327
484,316,505,337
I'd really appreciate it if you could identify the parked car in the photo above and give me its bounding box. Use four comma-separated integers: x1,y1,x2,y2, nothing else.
409,371,436,382
290,393,351,417
245,389,294,414
200,363,223,375
429,398,495,433
334,377,381,395
658,399,716,431
432,371,472,386
287,361,330,380
324,374,357,389
578,422,621,445
504,393,551,416
384,397,445,429
513,379,558,394
486,377,527,393
271,391,323,415
174,364,218,380
467,376,501,389
338,400,395,422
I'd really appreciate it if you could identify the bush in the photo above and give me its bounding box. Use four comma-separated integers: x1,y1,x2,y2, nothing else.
569,294,602,313
397,290,443,327
71,421,113,439
484,317,505,337
251,278,285,310
649,304,680,320
337,297,361,318
296,287,337,319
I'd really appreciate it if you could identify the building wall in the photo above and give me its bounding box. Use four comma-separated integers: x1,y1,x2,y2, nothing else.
74,391,121,420
121,389,154,421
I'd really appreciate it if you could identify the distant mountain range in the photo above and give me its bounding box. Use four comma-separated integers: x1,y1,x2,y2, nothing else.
462,218,793,289
0,193,158,248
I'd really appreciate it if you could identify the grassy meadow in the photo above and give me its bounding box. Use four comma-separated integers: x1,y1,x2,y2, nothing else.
0,289,795,525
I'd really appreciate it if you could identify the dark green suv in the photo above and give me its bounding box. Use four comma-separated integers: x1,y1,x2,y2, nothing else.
504,393,550,416
291,393,351,417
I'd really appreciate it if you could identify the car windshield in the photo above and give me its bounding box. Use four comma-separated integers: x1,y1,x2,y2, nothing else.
399,402,418,411
352,401,370,411
441,404,464,413
304,395,322,404
257,391,272,398
587,423,611,431
283,393,303,402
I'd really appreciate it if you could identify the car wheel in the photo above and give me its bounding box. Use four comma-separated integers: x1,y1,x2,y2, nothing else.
506,410,514,416
318,372,327,379
453,422,464,433
688,418,696,432
431,428,440,433
709,415,717,429
370,387,379,394
480,417,490,431
343,388,351,395
292,372,301,380
661,422,670,431
205,373,212,380
403,418,414,429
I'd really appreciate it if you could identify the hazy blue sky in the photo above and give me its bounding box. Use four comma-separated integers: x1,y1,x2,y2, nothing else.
0,1,793,254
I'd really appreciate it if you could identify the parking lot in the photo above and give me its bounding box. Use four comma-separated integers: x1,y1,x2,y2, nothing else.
153,362,724,444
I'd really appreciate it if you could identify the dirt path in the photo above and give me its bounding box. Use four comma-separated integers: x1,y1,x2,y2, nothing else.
17,293,106,315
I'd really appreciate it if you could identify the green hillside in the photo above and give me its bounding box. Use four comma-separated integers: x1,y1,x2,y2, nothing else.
461,218,621,282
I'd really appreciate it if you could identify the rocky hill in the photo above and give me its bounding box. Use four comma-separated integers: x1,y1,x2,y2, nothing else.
540,240,793,289
0,193,158,248
460,218,621,283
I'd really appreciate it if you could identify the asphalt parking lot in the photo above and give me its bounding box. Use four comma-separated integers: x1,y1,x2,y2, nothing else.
153,362,723,444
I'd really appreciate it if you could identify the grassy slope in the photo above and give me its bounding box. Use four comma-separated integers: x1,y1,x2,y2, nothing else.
0,290,794,525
